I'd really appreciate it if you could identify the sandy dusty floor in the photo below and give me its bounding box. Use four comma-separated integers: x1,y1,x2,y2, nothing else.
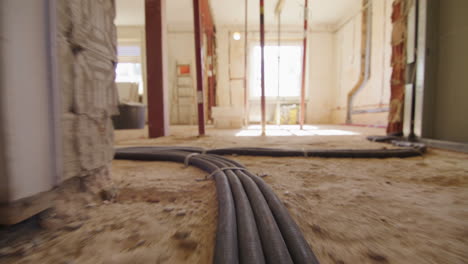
1,125,467,263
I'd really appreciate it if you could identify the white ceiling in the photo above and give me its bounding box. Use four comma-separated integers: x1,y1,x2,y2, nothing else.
115,0,194,26
115,0,361,28
211,0,361,27
115,0,145,26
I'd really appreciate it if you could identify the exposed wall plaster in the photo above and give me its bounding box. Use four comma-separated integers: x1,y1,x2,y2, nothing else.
387,0,409,134
57,0,119,180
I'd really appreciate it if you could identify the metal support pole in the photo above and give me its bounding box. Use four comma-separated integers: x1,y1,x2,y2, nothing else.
276,14,282,125
145,0,169,138
193,0,206,136
300,0,308,130
244,0,249,126
260,0,266,135
207,35,215,121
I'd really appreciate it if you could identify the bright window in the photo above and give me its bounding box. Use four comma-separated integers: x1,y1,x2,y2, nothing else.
115,45,143,95
250,44,303,98
115,63,143,95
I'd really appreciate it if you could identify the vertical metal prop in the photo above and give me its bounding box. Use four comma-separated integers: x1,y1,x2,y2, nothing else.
276,14,281,125
228,31,233,106
275,0,285,126
193,0,206,136
207,37,215,121
300,0,308,130
260,0,266,135
244,0,249,126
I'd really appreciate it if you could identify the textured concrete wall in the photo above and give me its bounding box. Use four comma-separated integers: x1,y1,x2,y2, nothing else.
57,0,119,181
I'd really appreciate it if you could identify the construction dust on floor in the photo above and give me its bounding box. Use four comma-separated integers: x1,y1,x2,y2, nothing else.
1,125,467,264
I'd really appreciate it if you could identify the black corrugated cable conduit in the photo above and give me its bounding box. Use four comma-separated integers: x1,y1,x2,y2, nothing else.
115,145,424,264
206,155,319,264
206,147,423,158
201,156,266,264
203,156,294,264
119,146,424,158
114,150,239,264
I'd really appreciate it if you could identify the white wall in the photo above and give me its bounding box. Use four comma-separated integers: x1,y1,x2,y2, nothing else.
115,1,393,126
213,15,392,126
166,27,196,124
0,0,55,201
330,0,393,125
117,25,196,125
159,0,392,127
307,32,335,123
215,25,335,124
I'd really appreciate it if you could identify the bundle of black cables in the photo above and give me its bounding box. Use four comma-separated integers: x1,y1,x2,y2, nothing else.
115,145,424,264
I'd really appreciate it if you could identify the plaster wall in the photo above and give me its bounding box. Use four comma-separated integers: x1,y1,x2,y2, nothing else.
167,29,197,124
117,24,198,125
330,0,393,125
161,1,392,127
215,25,335,124
307,32,335,124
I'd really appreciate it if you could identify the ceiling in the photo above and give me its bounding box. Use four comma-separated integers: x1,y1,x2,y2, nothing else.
115,0,145,26
210,0,361,27
115,0,361,28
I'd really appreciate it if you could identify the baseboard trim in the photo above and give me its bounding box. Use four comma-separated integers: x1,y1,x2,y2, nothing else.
0,191,54,226
419,138,468,154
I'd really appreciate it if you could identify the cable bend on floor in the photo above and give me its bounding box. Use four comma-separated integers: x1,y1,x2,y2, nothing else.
115,145,425,263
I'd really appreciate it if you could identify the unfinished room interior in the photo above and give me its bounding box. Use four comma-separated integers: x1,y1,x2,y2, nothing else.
1,0,467,263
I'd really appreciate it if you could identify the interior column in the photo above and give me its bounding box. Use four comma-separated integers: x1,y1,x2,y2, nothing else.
145,0,170,138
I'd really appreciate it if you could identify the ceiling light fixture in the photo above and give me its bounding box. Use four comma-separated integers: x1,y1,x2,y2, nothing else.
232,32,241,40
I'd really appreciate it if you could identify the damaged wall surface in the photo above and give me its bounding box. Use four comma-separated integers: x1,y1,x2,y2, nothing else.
0,0,118,224
57,0,119,181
